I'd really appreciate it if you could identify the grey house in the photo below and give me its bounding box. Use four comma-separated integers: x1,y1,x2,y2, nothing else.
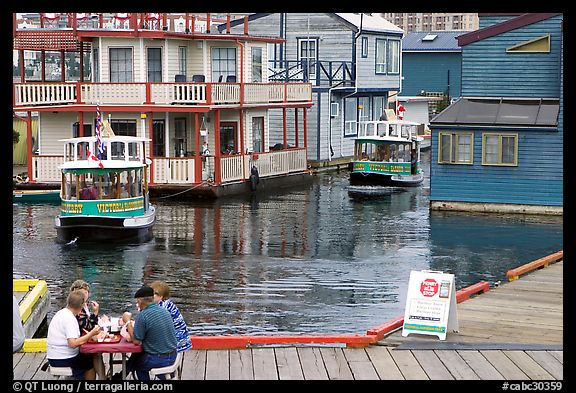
220,13,403,168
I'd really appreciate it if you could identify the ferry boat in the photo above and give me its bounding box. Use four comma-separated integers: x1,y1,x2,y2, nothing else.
349,119,424,191
54,135,155,243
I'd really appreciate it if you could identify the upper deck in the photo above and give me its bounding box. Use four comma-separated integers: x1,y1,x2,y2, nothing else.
356,120,424,143
13,13,313,111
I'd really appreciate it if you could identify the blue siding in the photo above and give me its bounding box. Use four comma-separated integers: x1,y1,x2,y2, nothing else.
402,52,462,97
429,129,563,206
461,15,562,98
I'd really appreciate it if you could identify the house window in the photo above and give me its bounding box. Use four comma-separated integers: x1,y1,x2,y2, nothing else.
297,38,318,82
211,48,236,82
482,133,518,166
344,97,358,136
373,96,386,120
109,48,133,82
152,120,165,157
220,122,237,154
375,39,386,74
92,48,99,82
252,48,262,82
72,122,91,138
147,47,162,82
110,120,137,136
178,47,187,76
252,117,264,152
358,96,372,122
387,40,400,74
361,36,368,58
438,132,474,164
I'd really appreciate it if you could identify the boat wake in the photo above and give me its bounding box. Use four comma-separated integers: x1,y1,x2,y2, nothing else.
347,185,407,198
65,236,79,245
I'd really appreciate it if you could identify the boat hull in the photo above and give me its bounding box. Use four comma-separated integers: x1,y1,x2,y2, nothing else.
13,190,61,204
55,206,156,243
349,172,423,187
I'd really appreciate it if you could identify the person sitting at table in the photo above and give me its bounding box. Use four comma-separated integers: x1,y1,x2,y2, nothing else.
149,280,192,353
69,280,106,379
47,290,101,380
121,285,177,380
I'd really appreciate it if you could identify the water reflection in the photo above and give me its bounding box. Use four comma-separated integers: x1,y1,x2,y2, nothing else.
12,151,563,335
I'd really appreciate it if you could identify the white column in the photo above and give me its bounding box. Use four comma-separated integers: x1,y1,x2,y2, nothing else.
165,112,170,157
140,38,145,82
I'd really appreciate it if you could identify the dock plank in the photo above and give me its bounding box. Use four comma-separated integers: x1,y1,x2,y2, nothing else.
205,349,229,380
275,347,304,380
434,350,479,380
365,346,404,380
503,351,554,380
182,349,206,380
297,347,329,380
229,349,254,380
389,348,429,380
319,347,354,380
547,351,563,364
456,350,504,380
252,348,278,380
412,350,454,380
481,350,528,380
525,351,563,380
343,348,380,380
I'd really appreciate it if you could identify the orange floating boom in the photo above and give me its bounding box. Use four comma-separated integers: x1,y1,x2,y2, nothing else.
506,250,563,282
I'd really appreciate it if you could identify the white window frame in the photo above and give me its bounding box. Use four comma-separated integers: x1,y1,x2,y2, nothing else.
387,39,400,74
375,38,387,74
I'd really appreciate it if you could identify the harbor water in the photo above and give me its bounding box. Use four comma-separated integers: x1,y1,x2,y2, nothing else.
12,150,563,336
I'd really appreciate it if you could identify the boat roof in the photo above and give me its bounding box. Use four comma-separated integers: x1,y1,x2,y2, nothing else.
58,136,151,143
359,119,421,126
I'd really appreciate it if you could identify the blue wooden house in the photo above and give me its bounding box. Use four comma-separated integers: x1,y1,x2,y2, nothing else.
401,31,465,99
429,13,563,215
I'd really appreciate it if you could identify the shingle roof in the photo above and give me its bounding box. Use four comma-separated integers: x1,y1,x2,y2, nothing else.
402,31,467,52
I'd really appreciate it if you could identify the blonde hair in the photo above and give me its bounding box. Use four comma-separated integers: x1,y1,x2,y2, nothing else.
70,279,90,293
149,280,170,300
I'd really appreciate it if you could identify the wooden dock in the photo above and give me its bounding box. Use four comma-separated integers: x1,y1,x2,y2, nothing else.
13,260,563,380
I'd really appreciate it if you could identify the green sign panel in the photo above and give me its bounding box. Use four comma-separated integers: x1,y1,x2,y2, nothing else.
353,161,411,176
60,197,145,217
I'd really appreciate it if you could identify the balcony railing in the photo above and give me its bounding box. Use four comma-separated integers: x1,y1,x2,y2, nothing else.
31,149,308,185
268,60,355,87
13,82,312,107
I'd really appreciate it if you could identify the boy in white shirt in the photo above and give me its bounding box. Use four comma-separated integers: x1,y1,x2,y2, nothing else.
47,290,101,380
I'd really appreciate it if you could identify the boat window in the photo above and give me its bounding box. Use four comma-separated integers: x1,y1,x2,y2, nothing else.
128,142,141,161
62,173,77,200
78,142,90,160
110,142,126,160
389,124,399,137
65,143,74,162
366,123,375,137
401,126,409,138
377,123,387,137
397,144,406,162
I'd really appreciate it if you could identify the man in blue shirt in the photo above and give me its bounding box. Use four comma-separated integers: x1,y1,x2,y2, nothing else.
124,285,177,380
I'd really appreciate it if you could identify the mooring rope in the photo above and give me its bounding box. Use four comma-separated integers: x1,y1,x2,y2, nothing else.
153,181,212,200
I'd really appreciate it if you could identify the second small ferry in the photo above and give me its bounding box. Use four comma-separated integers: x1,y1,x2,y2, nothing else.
349,119,424,190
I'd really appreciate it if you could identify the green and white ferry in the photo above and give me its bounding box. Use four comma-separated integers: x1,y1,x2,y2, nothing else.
55,135,155,243
349,119,424,192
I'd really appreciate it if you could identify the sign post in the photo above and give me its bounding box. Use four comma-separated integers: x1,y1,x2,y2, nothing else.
402,270,458,340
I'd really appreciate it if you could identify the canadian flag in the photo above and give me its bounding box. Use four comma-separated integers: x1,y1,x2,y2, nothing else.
396,101,406,120
87,148,104,168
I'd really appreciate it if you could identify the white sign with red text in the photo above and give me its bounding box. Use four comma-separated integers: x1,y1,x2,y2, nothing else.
402,270,458,340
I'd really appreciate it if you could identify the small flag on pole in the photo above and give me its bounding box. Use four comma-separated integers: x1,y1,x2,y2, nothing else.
87,148,104,168
95,105,105,160
396,101,405,120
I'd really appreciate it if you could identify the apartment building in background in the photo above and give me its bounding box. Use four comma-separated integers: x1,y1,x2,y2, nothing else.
382,13,478,32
